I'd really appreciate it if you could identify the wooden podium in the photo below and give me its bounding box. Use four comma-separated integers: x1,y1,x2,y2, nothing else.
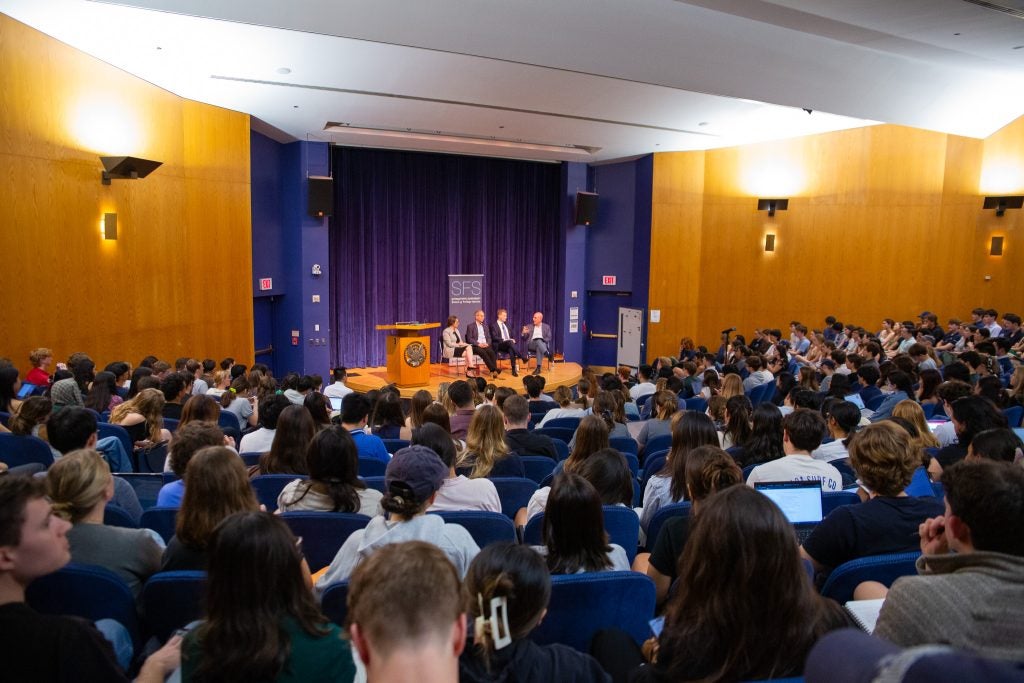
375,323,440,387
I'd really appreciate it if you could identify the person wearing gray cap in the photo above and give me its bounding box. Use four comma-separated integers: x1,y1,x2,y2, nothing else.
315,445,480,594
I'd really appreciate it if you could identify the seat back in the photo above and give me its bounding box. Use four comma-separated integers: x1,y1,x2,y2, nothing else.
821,491,860,516
217,410,241,432
239,451,262,467
490,477,538,519
530,572,656,651
0,433,54,469
645,502,692,551
609,437,638,456
280,512,372,571
644,434,672,457
381,438,409,454
0,410,9,427
321,580,351,628
139,442,169,473
140,506,179,543
524,506,640,564
103,503,138,529
545,417,581,430
429,511,516,547
621,452,639,478
820,552,921,603
684,396,708,412
251,474,306,512
97,423,134,464
361,476,386,493
114,473,165,510
864,394,886,411
551,438,569,462
533,427,574,443
904,467,935,497
641,452,668,490
358,457,388,478
141,571,207,642
520,455,557,484
27,563,141,649
163,417,180,433
1003,405,1023,428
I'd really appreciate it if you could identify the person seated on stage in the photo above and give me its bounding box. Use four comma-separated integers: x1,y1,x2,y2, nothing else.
521,312,553,376
417,423,501,513
465,310,501,380
347,541,467,683
456,406,525,479
502,395,558,461
488,308,526,377
448,380,478,440
0,475,182,683
339,393,390,464
867,460,1024,660
442,315,482,378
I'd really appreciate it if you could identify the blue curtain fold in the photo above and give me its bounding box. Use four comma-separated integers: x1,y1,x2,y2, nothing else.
328,147,564,368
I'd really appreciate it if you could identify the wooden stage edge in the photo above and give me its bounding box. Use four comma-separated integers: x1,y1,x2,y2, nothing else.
345,362,584,399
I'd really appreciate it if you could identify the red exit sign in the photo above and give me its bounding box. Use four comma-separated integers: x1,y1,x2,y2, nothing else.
259,277,273,291
602,275,617,286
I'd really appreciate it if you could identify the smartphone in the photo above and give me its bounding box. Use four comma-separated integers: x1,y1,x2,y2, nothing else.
648,616,665,638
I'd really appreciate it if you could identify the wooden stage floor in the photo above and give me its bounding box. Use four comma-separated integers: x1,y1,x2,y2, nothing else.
346,360,583,398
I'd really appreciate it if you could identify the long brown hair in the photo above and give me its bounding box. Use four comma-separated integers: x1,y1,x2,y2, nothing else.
176,447,259,549
652,390,679,421
663,411,719,500
542,473,612,574
192,511,330,682
260,405,315,475
660,486,841,680
564,415,610,474
457,405,509,478
110,387,165,442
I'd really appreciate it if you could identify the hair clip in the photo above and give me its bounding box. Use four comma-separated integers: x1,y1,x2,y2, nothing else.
229,387,237,394
474,594,511,650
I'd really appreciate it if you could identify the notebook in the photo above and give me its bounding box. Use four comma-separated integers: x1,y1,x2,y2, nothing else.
755,481,823,542
844,598,885,633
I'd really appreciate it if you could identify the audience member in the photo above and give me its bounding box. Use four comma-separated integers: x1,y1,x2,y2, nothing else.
871,461,1024,659
448,380,477,439
967,428,1023,464
735,402,785,468
316,446,480,589
157,422,226,507
459,542,611,682
339,393,390,463
502,395,558,460
641,411,719,532
811,399,861,464
277,426,383,516
414,423,501,513
347,541,466,683
257,404,315,476
929,396,1008,480
636,391,678,456
456,405,525,478
180,511,355,683
238,393,290,454
747,409,841,491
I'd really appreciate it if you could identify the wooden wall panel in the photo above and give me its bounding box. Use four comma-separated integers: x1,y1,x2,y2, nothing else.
649,120,1013,352
0,14,252,373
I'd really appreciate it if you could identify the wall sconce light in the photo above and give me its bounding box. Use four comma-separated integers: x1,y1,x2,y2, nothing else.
103,213,118,240
757,198,789,217
982,195,1024,217
100,156,162,185
764,234,776,252
990,236,1004,256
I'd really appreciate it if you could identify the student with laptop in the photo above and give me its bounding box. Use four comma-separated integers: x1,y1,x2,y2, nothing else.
800,422,944,577
746,409,842,491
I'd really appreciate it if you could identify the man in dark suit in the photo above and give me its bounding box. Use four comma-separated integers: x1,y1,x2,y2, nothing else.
502,395,558,460
521,311,553,375
488,308,525,377
464,309,500,378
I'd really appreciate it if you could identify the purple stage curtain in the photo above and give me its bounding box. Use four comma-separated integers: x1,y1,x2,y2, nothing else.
328,147,564,368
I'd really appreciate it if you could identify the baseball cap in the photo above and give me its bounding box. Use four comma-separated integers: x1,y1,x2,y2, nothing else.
385,445,448,504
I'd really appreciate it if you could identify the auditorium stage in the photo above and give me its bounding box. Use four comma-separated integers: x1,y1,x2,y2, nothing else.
345,359,583,398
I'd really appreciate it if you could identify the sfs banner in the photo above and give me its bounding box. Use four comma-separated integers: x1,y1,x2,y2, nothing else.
448,274,484,328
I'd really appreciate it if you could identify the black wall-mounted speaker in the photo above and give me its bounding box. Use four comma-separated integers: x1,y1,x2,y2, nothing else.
308,176,334,218
574,191,599,226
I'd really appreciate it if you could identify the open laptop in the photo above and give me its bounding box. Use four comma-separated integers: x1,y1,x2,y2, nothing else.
754,480,824,543
329,396,343,412
16,382,38,399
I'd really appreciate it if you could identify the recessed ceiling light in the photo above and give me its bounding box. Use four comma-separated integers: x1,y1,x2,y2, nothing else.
293,105,299,108
277,67,292,75
953,32,961,36
1014,45,1024,50
698,122,709,127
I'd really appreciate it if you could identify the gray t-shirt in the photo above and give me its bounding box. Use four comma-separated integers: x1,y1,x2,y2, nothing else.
67,523,163,597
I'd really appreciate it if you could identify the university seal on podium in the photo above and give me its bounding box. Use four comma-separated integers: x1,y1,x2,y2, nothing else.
404,341,427,367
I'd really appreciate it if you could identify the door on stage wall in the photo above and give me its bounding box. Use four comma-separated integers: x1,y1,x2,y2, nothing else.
617,307,645,370
253,296,277,377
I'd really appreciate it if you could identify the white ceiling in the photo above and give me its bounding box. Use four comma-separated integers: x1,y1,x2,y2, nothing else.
3,0,1024,161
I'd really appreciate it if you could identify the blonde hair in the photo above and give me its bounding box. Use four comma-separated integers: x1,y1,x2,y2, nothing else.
720,374,744,399
110,387,166,442
458,405,510,478
891,399,940,449
29,347,53,366
553,386,573,407
848,422,919,496
47,449,112,523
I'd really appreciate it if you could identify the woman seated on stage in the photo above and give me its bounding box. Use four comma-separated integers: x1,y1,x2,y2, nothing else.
442,315,481,377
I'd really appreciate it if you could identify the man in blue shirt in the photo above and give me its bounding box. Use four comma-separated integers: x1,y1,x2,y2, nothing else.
340,393,390,463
